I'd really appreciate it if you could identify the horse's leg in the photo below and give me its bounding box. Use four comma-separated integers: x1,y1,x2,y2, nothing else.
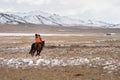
38,47,42,55
35,43,39,56
37,50,40,56
35,49,41,56
31,52,34,57
36,43,42,56
30,49,35,57
38,42,44,54
31,50,35,57
35,51,38,56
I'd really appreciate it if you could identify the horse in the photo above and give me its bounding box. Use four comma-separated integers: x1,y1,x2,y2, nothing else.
30,41,45,56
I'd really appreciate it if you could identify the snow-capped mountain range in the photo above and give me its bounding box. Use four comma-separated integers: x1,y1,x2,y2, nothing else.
0,11,120,28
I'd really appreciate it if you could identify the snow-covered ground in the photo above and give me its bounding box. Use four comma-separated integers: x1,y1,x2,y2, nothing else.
0,57,119,73
0,33,120,74
0,33,104,36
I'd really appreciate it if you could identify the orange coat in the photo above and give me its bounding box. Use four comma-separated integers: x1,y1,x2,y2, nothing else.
35,38,41,43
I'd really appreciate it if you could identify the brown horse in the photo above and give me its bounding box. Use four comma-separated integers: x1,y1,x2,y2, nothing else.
30,41,45,56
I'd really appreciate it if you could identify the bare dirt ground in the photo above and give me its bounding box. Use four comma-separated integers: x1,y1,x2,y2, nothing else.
0,24,120,80
0,24,120,34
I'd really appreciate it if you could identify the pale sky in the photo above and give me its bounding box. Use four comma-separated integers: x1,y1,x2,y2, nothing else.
0,0,120,23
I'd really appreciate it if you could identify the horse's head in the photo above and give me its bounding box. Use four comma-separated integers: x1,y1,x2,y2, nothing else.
42,41,45,47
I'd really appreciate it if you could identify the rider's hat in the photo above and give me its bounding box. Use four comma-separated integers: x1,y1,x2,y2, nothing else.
35,33,38,37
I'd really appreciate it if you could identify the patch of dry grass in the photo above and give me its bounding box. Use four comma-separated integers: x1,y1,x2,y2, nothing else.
0,35,120,80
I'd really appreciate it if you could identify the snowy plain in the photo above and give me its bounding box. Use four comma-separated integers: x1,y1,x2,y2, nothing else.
0,33,104,36
0,32,120,74
0,56,119,73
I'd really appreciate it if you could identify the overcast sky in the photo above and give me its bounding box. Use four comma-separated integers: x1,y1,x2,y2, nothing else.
0,0,120,23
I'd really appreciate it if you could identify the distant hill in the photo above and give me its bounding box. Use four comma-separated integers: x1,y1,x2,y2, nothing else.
0,11,120,28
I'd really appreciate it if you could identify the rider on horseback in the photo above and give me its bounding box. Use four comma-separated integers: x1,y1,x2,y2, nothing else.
29,33,42,54
35,34,41,43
